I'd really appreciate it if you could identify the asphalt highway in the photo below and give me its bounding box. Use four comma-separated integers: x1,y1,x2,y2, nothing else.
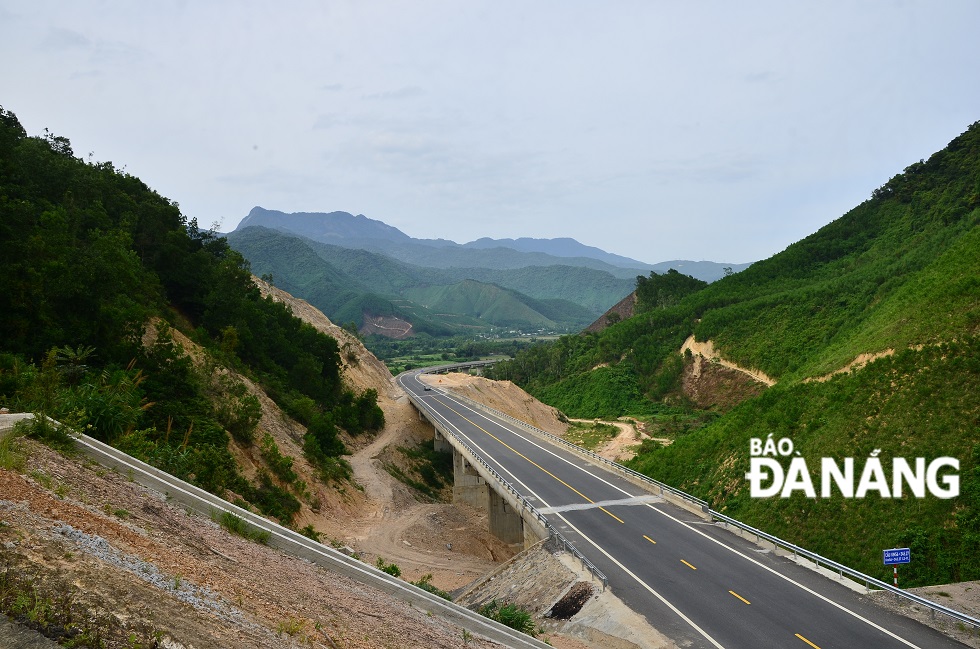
398,370,967,649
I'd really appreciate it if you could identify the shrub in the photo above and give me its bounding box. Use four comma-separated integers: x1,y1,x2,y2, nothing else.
260,433,298,484
411,574,452,600
478,600,537,637
214,510,270,544
375,557,401,578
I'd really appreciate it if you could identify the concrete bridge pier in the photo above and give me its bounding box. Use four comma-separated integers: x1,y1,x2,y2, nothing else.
488,488,526,545
451,448,534,547
452,447,490,510
433,428,452,453
414,400,546,549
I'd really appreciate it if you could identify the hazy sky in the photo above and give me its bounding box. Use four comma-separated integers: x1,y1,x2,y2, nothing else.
3,2,979,265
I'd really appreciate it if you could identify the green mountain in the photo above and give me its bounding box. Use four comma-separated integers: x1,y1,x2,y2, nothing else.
445,265,636,315
404,279,595,330
226,226,465,336
238,206,661,270
237,206,658,278
0,105,383,526
234,207,749,286
227,209,752,337
227,226,611,334
489,120,980,587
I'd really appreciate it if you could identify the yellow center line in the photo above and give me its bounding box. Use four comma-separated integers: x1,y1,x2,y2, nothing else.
795,633,821,649
728,590,750,605
435,397,625,524
643,535,657,545
680,559,697,570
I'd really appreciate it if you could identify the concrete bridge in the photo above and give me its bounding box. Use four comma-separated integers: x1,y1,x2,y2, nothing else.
400,364,545,549
435,423,544,547
398,366,609,589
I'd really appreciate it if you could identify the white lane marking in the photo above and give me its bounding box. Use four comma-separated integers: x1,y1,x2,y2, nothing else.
422,405,726,649
431,391,925,649
536,494,662,514
436,393,642,494
643,504,922,648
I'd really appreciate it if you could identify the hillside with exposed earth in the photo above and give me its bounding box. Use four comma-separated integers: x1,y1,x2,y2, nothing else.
0,278,599,649
6,275,980,649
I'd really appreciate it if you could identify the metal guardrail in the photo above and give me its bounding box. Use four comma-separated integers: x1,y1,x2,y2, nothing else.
415,364,980,632
2,414,554,649
400,371,609,589
707,511,980,630
448,389,709,511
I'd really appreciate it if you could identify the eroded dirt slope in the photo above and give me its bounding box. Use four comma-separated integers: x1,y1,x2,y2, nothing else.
253,279,516,589
0,435,506,649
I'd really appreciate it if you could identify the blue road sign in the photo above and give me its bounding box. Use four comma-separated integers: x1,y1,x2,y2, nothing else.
883,548,911,565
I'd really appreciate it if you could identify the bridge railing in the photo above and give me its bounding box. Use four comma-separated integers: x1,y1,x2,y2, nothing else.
414,365,980,632
400,373,609,589
447,389,710,511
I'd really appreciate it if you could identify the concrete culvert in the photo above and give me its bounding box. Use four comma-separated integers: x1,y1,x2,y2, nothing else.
547,581,594,620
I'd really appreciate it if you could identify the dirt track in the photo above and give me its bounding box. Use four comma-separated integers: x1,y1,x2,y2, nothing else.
343,396,517,590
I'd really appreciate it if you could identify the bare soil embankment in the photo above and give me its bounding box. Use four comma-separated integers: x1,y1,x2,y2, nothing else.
0,430,507,649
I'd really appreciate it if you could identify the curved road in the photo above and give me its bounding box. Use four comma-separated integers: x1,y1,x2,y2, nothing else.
398,371,966,649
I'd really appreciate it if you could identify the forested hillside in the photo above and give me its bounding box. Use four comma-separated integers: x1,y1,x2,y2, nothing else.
228,225,609,334
0,106,383,524
489,120,980,587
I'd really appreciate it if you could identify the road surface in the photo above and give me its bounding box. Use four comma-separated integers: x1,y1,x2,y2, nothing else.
398,370,967,649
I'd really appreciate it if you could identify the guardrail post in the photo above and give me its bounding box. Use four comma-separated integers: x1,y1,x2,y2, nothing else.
404,369,980,631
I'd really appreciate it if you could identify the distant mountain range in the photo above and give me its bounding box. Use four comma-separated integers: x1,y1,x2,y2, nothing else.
228,207,752,338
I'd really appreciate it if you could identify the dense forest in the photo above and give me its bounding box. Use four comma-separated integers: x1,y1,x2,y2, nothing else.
0,106,383,525
489,120,980,586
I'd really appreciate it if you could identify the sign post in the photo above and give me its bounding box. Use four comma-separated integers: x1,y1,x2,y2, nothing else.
883,547,911,588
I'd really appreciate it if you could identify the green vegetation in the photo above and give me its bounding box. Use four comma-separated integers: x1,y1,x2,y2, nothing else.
635,268,707,311
374,556,402,578
383,442,454,501
260,433,298,484
0,105,383,526
0,428,26,471
366,334,534,374
276,616,305,637
298,524,324,543
564,420,620,450
404,279,594,330
363,557,455,600
477,600,538,638
488,120,980,587
628,340,980,585
214,511,271,544
227,225,636,335
411,573,452,600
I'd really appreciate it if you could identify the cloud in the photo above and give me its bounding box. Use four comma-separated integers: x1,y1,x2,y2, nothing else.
312,113,341,130
645,154,764,185
41,27,91,51
68,69,102,80
362,86,425,101
743,71,776,84
214,167,324,195
7,1,979,264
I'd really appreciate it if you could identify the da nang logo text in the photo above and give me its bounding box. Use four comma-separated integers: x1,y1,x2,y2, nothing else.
745,435,959,499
